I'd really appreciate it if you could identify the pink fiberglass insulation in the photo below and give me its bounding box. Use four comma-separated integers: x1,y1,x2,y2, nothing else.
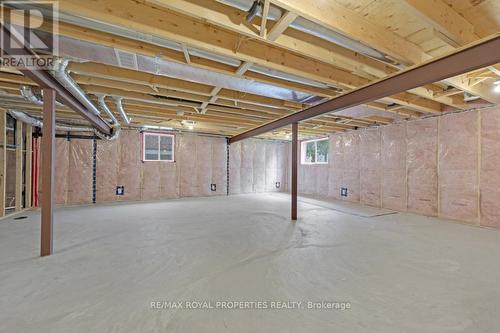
298,162,315,195
480,107,500,228
159,161,178,199
253,140,266,193
229,138,289,194
381,123,407,211
68,139,93,205
328,134,343,199
178,134,197,197
360,128,382,207
439,112,479,223
265,142,278,192
229,141,242,194
118,130,142,201
342,131,361,203
407,117,438,216
298,142,313,195
178,134,226,197
298,140,329,196
54,138,69,205
96,138,119,203
211,137,228,196
316,165,329,197
141,160,162,201
240,139,255,193
277,142,289,192
195,135,213,197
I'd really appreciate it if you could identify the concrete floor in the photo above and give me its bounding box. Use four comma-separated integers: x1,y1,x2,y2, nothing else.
1,193,500,333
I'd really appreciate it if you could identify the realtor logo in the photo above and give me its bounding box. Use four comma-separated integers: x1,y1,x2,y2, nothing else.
0,1,58,69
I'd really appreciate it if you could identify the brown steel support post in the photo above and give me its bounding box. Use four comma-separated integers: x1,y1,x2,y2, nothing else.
291,122,298,220
40,89,56,257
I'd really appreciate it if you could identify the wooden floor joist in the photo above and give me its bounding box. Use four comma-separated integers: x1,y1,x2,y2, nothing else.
230,34,500,143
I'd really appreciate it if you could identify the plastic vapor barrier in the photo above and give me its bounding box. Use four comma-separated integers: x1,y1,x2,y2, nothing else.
341,131,361,203
229,139,288,194
480,107,500,228
381,123,407,211
438,112,479,223
360,128,381,207
406,117,438,216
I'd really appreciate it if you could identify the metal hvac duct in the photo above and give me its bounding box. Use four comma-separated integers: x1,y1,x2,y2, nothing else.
20,85,44,105
20,85,64,106
217,0,389,62
17,85,122,140
8,109,121,140
52,59,101,116
97,95,119,125
114,97,131,125
9,109,91,132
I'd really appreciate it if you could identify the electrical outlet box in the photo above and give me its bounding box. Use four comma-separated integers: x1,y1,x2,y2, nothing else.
275,182,281,189
341,187,348,197
116,186,125,195
210,184,216,191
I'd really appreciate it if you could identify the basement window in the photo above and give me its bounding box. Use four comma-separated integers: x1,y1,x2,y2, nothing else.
301,138,329,165
142,132,175,162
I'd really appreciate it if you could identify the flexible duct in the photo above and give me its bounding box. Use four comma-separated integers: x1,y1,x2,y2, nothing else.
20,85,44,105
20,85,64,106
19,61,120,140
114,97,131,125
52,59,101,116
8,109,92,132
8,110,121,141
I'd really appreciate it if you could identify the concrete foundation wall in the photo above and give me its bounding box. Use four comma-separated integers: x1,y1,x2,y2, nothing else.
229,138,289,194
299,108,500,228
54,130,228,204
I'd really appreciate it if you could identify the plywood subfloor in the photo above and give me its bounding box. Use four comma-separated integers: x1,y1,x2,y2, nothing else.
1,193,500,332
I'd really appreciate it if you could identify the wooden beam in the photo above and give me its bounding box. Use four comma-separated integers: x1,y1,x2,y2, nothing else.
265,0,496,104
260,0,270,38
446,75,500,104
432,87,462,98
408,86,467,109
40,89,56,257
15,120,22,211
270,0,428,65
267,11,298,41
229,34,500,143
384,92,443,113
181,44,191,64
42,5,452,110
403,0,478,46
59,0,368,90
0,110,5,217
146,0,392,78
234,62,253,76
291,122,297,221
7,3,467,110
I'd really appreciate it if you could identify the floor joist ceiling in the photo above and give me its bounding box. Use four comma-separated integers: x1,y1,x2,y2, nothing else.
0,0,498,139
